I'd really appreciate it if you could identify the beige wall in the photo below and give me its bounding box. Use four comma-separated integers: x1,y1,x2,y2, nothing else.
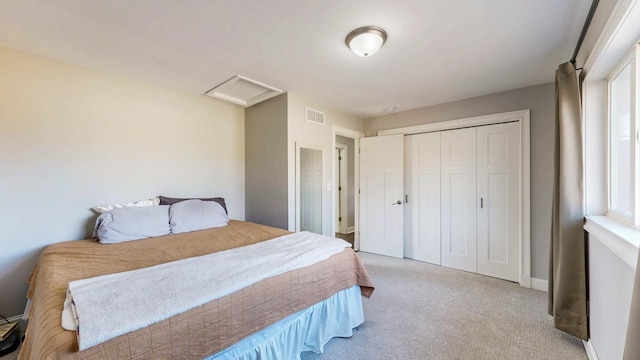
243,92,363,236
287,92,364,234
364,83,554,281
0,47,245,317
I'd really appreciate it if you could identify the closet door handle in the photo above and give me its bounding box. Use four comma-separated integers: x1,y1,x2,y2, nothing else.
480,197,484,208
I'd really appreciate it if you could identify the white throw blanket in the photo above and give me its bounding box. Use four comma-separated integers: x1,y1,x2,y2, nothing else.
61,231,350,351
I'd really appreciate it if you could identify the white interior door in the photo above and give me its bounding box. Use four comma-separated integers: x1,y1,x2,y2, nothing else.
300,148,322,234
441,128,477,272
477,122,520,281
360,134,404,258
405,133,441,264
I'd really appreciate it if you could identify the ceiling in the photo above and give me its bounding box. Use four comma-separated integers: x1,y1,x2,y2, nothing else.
0,0,592,118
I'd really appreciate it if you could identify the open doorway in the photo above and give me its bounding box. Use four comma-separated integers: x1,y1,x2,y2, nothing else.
335,143,349,234
334,133,357,249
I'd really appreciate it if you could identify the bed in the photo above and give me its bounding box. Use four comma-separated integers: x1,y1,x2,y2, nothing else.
19,220,374,359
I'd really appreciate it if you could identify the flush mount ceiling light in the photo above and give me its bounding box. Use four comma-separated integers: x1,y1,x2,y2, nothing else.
345,26,387,57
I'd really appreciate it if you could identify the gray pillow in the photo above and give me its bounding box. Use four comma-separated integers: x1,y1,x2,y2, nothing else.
169,199,229,234
159,196,228,214
94,205,170,244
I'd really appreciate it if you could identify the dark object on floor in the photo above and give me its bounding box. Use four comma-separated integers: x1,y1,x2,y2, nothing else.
0,329,20,357
335,232,354,248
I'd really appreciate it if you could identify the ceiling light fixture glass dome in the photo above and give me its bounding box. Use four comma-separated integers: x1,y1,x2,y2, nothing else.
345,26,387,57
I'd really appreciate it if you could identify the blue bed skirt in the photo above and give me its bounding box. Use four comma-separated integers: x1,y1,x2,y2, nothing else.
207,285,364,360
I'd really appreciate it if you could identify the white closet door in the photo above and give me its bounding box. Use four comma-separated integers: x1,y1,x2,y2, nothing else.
441,128,477,273
405,133,441,264
477,122,520,281
360,134,404,258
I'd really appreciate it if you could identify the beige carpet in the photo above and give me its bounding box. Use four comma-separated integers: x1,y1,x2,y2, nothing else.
301,252,587,360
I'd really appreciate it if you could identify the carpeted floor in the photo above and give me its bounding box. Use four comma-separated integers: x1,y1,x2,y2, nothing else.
301,252,587,360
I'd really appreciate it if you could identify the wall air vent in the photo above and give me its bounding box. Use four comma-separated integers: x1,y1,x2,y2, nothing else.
204,75,283,107
305,107,325,125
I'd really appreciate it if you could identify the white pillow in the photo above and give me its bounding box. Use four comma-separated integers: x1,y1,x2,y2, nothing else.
92,197,160,214
169,199,229,234
94,205,170,244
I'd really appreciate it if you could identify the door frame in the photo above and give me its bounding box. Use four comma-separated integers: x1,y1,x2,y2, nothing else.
332,126,364,250
379,109,531,288
335,143,348,234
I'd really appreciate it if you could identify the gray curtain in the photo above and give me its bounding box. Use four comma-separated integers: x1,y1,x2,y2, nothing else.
624,252,640,359
548,61,588,340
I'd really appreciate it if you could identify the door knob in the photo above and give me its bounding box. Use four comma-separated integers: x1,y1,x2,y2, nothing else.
392,200,402,205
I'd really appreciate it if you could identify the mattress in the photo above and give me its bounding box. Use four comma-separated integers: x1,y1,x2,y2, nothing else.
19,220,374,359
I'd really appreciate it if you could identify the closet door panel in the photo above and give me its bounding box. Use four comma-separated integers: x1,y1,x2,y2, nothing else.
487,173,508,262
405,133,441,264
441,128,477,273
477,122,520,282
360,134,405,258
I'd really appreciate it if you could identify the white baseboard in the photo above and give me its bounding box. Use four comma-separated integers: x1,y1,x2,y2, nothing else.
531,277,548,292
347,226,355,234
583,339,599,360
7,314,23,323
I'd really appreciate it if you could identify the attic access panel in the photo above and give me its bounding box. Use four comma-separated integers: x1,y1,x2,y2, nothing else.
204,75,283,107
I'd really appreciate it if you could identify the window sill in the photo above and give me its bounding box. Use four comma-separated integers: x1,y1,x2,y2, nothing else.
584,215,640,270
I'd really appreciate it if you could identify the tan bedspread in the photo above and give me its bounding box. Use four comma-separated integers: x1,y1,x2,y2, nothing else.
19,220,374,360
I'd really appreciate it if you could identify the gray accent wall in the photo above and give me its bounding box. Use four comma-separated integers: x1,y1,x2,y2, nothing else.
245,93,289,229
364,83,554,281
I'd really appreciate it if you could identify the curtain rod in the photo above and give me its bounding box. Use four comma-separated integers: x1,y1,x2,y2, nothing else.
570,0,600,65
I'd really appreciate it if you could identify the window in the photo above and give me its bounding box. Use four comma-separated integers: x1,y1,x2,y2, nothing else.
607,45,639,225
